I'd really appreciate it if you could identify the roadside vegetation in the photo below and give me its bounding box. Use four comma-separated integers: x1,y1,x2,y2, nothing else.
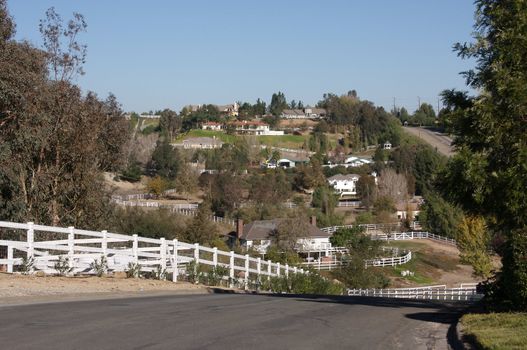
461,313,527,350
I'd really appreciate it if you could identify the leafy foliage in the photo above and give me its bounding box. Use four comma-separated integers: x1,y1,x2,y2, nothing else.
438,0,527,310
457,216,492,279
90,255,108,277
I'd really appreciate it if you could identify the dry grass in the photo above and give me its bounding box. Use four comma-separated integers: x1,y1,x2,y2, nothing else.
461,313,527,349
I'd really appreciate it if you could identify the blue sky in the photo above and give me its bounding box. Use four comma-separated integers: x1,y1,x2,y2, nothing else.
7,0,476,113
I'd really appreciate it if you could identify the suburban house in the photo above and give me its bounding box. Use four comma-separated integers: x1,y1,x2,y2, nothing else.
327,174,361,196
265,151,310,169
233,217,332,254
228,120,284,136
281,107,327,119
217,103,239,117
344,156,372,167
201,121,223,131
383,141,392,150
395,196,423,221
181,137,223,149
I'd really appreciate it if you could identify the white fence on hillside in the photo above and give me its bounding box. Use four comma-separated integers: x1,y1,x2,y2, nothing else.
371,231,457,246
348,284,482,301
302,251,412,270
321,223,403,234
0,221,303,285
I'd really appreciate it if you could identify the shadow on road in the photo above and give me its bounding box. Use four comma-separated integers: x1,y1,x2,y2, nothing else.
244,292,470,350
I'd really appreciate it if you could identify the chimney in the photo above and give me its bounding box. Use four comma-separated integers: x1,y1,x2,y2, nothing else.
310,216,317,226
236,219,244,239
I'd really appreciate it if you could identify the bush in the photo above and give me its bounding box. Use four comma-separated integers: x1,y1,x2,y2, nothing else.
19,256,34,275
90,256,108,277
152,265,167,280
186,260,202,284
126,262,141,278
54,256,73,276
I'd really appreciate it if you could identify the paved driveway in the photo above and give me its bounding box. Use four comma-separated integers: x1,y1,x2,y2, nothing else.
0,293,466,349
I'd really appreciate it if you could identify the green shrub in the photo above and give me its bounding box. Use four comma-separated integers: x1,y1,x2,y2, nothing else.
90,256,108,277
126,262,141,278
19,256,35,275
54,256,73,276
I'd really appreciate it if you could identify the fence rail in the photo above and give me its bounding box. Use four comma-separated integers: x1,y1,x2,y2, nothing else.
0,221,302,285
347,284,483,301
371,231,457,246
302,251,412,270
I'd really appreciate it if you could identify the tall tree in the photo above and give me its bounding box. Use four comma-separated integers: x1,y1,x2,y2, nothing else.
269,91,288,116
0,5,129,228
439,0,527,310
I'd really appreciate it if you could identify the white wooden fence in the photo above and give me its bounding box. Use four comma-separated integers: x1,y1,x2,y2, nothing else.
348,283,482,301
0,221,303,285
372,231,457,246
302,251,412,270
321,223,403,234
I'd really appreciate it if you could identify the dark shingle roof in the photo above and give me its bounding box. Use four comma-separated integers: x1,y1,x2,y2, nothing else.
241,219,330,241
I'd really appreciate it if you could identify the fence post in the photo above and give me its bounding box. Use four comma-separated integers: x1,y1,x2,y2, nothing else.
267,260,272,276
213,247,218,267
276,262,281,277
26,222,34,264
229,251,235,287
7,246,13,273
172,239,179,282
194,243,199,263
132,234,138,263
293,266,297,275
68,226,75,273
244,254,249,288
101,230,108,257
257,257,261,278
160,238,167,278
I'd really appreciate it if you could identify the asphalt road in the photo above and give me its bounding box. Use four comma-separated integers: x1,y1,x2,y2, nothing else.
403,127,455,157
0,293,466,350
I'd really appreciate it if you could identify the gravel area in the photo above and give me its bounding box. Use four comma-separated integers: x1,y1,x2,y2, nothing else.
0,273,207,300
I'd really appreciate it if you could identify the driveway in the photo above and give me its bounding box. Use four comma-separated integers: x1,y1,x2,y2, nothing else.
403,127,455,157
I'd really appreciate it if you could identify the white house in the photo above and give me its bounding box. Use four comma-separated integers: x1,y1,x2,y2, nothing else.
281,107,327,119
233,218,331,254
344,156,372,167
383,141,392,150
327,174,360,196
201,121,223,131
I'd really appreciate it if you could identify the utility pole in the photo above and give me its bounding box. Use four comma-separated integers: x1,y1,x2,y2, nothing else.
417,96,421,110
393,97,396,114
437,97,441,114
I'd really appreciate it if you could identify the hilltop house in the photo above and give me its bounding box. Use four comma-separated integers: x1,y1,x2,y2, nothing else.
201,121,223,131
344,156,372,167
281,107,327,119
383,141,392,150
233,217,331,254
228,120,284,136
327,174,360,196
217,103,239,117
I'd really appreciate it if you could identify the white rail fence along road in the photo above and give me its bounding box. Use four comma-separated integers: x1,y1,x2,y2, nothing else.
348,283,483,301
0,221,304,286
302,249,412,270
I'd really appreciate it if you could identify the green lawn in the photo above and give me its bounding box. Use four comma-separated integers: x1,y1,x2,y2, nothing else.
257,134,308,149
173,129,343,151
175,130,238,144
384,241,460,286
461,313,527,349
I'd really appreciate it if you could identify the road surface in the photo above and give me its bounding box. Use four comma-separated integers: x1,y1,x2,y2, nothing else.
0,293,466,349
403,127,455,157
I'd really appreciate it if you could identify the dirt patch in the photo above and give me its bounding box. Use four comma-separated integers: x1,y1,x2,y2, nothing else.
385,240,482,287
0,273,207,300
